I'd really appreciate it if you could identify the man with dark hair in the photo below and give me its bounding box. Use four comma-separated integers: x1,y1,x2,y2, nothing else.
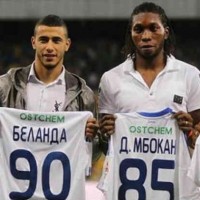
0,14,97,137
98,2,200,199
0,14,99,199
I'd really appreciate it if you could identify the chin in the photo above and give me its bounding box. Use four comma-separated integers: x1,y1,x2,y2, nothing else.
43,64,57,69
138,50,153,57
141,53,154,59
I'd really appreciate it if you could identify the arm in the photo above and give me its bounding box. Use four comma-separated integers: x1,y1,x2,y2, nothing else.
85,117,99,141
187,109,200,149
98,113,116,155
80,80,98,140
173,109,200,149
98,73,116,154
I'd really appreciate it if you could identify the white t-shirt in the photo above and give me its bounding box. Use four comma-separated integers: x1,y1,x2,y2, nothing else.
0,107,92,200
99,56,200,114
98,109,200,200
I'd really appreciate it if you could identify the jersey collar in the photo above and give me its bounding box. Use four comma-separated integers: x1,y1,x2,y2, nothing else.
28,62,66,85
123,55,180,74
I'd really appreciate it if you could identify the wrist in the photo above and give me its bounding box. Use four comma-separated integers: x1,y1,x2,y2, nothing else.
187,129,199,149
98,130,109,143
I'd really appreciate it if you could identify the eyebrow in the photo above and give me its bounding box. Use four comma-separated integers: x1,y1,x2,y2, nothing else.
38,36,63,40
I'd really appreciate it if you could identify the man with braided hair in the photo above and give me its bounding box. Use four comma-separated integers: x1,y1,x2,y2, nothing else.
98,2,200,199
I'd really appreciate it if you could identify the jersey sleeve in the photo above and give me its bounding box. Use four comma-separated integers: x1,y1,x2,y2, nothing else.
188,136,200,186
187,67,200,112
98,73,115,114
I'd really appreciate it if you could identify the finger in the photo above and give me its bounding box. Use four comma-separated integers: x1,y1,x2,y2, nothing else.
87,117,97,122
86,123,99,131
173,112,193,123
100,125,114,135
181,114,193,122
102,114,116,121
178,120,192,127
100,119,115,127
85,128,97,139
85,131,94,138
194,124,200,132
173,111,184,118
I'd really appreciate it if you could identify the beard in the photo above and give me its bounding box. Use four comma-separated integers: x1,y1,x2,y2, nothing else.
138,45,163,60
37,54,62,70
43,63,58,70
135,39,165,60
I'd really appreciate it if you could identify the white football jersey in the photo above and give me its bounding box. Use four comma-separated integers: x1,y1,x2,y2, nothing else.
188,135,200,186
98,108,200,200
0,107,92,200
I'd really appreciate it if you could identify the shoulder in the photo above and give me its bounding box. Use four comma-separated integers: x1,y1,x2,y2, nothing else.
169,56,199,73
0,66,30,85
64,70,95,110
104,59,129,75
64,70,93,94
0,65,31,82
100,59,130,83
166,56,200,82
0,66,31,105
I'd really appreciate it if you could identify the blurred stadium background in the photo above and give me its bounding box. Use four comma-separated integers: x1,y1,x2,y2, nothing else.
1,0,200,92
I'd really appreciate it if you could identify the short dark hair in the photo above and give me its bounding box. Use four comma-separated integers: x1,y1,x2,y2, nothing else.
122,2,175,59
34,14,68,37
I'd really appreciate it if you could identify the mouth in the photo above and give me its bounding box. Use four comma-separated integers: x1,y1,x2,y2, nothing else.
43,54,56,58
141,45,154,50
43,54,56,61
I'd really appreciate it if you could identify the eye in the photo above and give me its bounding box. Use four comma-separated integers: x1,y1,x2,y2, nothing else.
39,37,49,43
133,25,143,34
150,24,160,32
52,37,62,44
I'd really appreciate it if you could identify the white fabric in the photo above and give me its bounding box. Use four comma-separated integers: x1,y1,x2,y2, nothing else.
0,107,92,200
26,63,66,112
99,56,200,114
98,110,200,200
85,181,105,200
188,136,200,186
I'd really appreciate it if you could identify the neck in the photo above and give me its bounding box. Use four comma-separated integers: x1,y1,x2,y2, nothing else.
34,63,63,84
134,52,167,71
133,53,167,88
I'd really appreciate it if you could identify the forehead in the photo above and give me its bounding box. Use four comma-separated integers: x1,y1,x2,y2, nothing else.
132,12,162,26
35,25,67,38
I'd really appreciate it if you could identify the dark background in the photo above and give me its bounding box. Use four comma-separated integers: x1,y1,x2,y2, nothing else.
1,19,200,90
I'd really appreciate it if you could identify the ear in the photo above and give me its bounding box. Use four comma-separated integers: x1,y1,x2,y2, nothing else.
164,26,169,40
31,36,36,50
65,38,71,52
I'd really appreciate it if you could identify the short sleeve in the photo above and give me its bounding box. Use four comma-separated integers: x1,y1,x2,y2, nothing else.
187,67,200,112
98,73,115,114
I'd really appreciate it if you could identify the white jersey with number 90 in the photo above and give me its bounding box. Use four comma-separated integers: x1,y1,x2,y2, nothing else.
0,107,92,200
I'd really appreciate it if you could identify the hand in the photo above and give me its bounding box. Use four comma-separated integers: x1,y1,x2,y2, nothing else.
85,117,99,141
194,122,200,133
191,122,200,145
99,114,116,137
173,111,193,132
186,125,200,149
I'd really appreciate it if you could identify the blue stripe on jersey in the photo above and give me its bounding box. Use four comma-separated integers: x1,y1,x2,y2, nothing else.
138,107,173,117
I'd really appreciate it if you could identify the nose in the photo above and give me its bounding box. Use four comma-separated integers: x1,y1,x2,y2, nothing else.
46,41,54,52
141,29,151,41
